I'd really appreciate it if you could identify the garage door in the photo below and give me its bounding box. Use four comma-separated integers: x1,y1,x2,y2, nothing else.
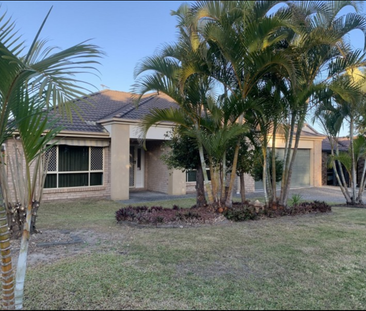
255,149,311,190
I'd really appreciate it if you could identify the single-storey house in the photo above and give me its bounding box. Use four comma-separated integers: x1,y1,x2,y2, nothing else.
3,90,326,202
322,137,366,187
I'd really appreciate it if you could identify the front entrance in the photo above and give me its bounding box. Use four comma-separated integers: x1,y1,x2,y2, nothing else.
129,145,144,188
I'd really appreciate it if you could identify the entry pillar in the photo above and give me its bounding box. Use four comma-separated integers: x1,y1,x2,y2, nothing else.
110,123,130,200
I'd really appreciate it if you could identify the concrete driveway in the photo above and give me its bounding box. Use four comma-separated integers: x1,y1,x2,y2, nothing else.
122,186,351,205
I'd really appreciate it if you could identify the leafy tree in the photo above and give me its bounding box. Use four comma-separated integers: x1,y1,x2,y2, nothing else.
251,150,284,184
161,128,207,207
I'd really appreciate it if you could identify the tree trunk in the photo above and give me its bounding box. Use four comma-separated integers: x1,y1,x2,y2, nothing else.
0,197,15,310
350,117,356,204
279,116,296,206
225,139,240,208
271,123,277,205
357,159,366,203
239,173,246,203
220,152,227,206
197,142,213,205
262,145,269,206
195,166,207,207
14,201,32,310
280,109,305,207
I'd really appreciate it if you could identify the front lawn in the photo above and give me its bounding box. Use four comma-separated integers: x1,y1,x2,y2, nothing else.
19,199,366,309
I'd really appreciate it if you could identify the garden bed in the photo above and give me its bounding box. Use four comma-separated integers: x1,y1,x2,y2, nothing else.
115,200,332,227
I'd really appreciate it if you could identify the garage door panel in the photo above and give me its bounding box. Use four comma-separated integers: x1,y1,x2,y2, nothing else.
254,149,310,190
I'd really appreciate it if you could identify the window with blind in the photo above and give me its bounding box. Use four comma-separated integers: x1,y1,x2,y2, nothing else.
44,145,104,188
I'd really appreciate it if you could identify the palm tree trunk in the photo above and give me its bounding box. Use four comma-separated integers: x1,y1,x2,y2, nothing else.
279,116,295,206
262,145,269,206
14,200,31,310
220,152,227,206
332,159,352,203
210,163,219,204
197,143,213,205
357,159,366,203
195,166,207,207
329,136,352,203
335,142,350,194
0,153,15,310
239,173,246,203
0,190,15,310
14,159,34,310
350,117,356,204
280,116,303,207
271,123,277,205
225,139,240,208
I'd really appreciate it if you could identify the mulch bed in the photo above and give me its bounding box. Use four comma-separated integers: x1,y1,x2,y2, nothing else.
334,203,366,208
116,200,333,227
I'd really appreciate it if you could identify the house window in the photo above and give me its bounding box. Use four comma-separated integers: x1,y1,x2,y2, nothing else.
44,145,104,188
186,169,211,182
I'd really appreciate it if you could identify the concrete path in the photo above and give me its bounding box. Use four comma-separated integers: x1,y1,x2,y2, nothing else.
121,186,351,205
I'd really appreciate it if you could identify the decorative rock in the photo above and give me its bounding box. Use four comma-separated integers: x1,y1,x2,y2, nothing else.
253,200,262,207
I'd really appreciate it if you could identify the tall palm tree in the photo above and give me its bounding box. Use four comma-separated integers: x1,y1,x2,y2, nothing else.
278,0,366,206
191,0,296,207
132,3,221,205
0,7,102,309
313,68,366,204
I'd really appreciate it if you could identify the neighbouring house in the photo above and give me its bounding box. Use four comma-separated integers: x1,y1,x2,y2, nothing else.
322,137,366,187
3,90,326,202
322,137,350,186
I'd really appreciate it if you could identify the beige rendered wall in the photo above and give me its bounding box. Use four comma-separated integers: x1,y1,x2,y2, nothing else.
144,141,186,195
110,123,130,200
168,168,186,195
145,141,169,193
312,139,323,187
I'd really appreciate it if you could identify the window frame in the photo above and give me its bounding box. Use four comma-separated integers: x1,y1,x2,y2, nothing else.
186,168,211,183
45,145,104,189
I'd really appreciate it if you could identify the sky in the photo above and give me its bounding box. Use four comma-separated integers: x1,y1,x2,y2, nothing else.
1,1,366,136
1,1,188,92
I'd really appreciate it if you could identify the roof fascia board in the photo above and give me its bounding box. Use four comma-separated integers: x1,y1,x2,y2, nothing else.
99,117,174,128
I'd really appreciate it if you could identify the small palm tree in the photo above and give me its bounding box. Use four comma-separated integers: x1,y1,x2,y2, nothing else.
0,6,102,309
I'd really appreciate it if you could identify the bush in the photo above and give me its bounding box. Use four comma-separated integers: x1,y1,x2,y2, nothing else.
224,200,332,222
223,202,262,221
116,205,216,225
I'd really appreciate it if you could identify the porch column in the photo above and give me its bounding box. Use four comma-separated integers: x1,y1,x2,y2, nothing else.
313,139,323,187
110,123,130,200
168,169,186,195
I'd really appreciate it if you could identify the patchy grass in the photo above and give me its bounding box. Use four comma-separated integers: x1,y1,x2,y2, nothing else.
16,199,366,310
37,198,197,231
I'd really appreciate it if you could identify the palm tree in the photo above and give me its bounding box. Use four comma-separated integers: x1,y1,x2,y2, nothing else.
132,3,222,205
277,0,366,207
0,7,102,309
191,0,296,207
313,68,366,204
